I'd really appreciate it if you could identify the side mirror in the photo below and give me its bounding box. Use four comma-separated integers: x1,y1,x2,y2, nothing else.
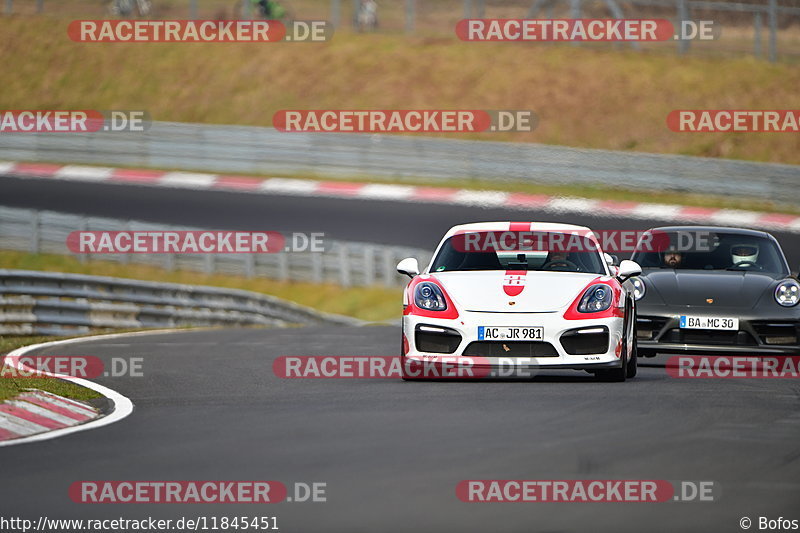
616,259,642,282
396,257,420,278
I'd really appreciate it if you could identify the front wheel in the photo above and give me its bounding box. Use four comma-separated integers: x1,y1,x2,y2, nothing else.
597,353,627,382
626,327,638,379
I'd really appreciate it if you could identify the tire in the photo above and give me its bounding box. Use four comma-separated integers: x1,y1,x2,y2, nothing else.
626,336,638,378
400,354,422,381
626,324,638,379
597,352,626,382
597,302,632,382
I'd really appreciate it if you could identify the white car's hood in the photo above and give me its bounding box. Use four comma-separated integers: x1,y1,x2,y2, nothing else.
432,271,602,313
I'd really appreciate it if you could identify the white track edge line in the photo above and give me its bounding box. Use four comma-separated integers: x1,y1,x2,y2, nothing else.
0,328,180,447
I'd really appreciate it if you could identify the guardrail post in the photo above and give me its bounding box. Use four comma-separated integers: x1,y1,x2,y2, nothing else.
4,0,12,15
382,248,393,287
245,254,255,279
767,0,777,62
36,0,43,13
164,253,175,272
405,0,415,33
311,252,323,283
204,254,215,274
338,244,351,287
570,0,581,46
363,246,375,286
78,217,88,264
676,0,689,55
464,0,472,18
29,211,40,253
331,0,341,27
243,0,252,18
121,221,131,264
278,253,289,280
189,0,198,19
754,11,762,59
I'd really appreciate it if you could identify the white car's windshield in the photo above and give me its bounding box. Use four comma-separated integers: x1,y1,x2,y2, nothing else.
430,231,607,274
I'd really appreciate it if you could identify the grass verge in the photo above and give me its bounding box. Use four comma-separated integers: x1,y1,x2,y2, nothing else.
1,335,103,402
1,18,799,164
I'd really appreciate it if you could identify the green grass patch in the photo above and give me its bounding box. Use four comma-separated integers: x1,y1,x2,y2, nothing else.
1,335,103,402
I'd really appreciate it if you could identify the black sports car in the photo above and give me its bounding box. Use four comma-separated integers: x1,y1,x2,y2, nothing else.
629,226,800,356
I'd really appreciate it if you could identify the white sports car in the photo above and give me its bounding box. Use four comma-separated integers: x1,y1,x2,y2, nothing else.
397,222,642,381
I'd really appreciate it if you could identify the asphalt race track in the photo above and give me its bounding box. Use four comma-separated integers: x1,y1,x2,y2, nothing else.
2,175,800,532
2,327,799,532
2,174,800,268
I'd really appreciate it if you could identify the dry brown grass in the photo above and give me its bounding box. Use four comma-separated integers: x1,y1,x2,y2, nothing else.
1,16,799,164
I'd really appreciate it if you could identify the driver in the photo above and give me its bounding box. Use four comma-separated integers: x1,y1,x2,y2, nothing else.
663,250,683,268
731,244,759,266
547,251,567,264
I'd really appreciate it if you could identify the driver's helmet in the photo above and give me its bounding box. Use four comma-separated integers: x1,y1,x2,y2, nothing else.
731,243,759,265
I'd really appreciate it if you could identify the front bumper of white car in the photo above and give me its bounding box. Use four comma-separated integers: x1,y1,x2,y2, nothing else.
402,311,625,376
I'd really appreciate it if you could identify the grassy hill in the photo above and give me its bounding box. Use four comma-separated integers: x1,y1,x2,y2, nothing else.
1,16,798,164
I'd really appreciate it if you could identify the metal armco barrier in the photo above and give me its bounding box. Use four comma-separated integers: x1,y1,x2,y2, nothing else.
0,207,431,289
0,121,798,203
0,269,361,335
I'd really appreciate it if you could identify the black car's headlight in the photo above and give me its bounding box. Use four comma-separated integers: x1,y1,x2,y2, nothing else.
578,285,613,313
775,280,800,307
629,276,646,301
414,282,447,311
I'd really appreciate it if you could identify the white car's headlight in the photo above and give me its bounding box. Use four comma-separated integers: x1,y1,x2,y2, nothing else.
578,285,613,313
775,280,800,307
415,282,447,311
629,276,646,301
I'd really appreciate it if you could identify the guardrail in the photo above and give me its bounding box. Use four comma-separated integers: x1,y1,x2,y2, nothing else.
1,121,797,204
0,269,362,336
0,206,432,289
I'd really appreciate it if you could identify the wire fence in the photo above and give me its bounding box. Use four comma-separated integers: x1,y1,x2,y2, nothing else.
4,0,800,61
0,206,432,288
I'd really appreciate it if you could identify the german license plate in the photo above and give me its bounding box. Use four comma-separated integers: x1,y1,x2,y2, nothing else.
478,326,543,340
680,316,739,330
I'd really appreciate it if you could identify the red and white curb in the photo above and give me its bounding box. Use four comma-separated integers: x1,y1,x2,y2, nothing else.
0,331,151,447
2,161,800,233
0,389,98,441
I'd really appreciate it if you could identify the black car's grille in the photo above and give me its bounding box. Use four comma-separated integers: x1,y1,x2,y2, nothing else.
661,328,757,346
750,321,800,346
637,316,668,340
560,326,609,355
415,325,462,354
463,341,558,357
